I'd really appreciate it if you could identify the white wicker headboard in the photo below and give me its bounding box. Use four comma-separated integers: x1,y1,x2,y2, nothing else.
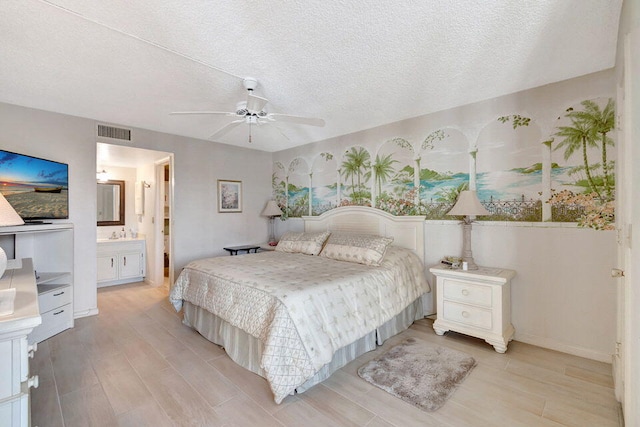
303,206,425,262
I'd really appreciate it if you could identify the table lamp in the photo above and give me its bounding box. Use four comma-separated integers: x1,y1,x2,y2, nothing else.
0,193,25,278
261,200,283,245
447,190,489,270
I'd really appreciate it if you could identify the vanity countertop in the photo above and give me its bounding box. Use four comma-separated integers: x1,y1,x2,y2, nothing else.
97,235,145,243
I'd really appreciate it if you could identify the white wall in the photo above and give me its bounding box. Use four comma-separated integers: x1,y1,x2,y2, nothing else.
0,101,274,317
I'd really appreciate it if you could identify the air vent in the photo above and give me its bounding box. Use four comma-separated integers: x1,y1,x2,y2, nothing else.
97,124,132,141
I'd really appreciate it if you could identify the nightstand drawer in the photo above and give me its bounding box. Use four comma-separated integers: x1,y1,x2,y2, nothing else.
443,279,492,308
442,301,492,330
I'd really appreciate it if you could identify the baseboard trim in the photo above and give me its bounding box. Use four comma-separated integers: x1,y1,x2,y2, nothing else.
74,308,99,319
515,332,612,362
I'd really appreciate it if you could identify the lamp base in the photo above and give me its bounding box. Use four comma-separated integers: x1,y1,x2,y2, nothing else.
460,221,480,270
267,217,277,245
462,257,479,270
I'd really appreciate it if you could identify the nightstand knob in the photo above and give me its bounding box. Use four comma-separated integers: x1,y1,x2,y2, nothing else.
461,289,470,296
462,311,470,318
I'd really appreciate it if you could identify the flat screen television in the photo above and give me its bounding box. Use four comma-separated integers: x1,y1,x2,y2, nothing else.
0,149,69,221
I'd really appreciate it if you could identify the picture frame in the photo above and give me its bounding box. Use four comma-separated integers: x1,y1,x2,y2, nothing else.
218,179,242,213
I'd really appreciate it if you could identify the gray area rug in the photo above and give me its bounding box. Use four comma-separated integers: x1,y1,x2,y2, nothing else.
357,337,477,411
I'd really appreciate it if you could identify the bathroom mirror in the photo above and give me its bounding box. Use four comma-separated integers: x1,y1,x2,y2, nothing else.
97,180,125,226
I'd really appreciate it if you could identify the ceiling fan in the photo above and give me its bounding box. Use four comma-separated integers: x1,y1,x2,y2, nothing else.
170,77,325,142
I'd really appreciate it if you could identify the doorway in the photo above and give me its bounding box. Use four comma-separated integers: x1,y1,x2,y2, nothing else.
96,143,174,288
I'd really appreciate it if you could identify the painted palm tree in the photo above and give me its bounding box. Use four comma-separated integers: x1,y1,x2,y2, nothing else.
567,99,615,200
341,147,371,204
373,154,398,196
341,161,358,202
554,118,602,200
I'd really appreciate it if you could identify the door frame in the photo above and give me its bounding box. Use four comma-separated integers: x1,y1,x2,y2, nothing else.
155,156,174,287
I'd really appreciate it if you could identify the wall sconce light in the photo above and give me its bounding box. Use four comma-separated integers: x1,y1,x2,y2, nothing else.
96,169,109,182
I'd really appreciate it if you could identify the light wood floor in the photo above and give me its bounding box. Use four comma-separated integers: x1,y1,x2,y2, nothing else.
31,282,622,427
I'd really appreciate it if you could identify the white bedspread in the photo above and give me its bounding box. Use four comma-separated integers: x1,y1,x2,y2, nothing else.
169,246,429,403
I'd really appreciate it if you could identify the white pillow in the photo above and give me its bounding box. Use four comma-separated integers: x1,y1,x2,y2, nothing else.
275,231,331,256
320,233,393,266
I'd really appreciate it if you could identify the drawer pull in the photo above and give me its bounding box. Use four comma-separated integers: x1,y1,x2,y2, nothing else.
53,309,65,315
461,289,470,296
111,258,114,268
462,311,470,318
27,375,39,389
53,291,65,296
124,256,127,266
28,342,38,359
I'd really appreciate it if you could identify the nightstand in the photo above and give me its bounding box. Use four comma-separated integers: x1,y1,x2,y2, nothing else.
223,245,261,255
430,266,516,353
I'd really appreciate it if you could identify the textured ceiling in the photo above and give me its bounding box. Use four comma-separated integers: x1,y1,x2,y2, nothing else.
0,1,622,152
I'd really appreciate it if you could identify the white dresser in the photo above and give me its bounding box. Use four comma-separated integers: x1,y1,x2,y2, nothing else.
97,238,146,287
430,266,516,353
0,258,41,426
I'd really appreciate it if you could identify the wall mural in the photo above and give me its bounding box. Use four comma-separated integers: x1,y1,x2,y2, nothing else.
273,98,615,230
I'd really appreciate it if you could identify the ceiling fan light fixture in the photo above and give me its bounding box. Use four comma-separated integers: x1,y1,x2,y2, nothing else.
243,77,258,91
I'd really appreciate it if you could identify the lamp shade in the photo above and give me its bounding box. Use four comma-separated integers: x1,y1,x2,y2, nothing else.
447,190,490,217
261,200,283,217
0,193,24,226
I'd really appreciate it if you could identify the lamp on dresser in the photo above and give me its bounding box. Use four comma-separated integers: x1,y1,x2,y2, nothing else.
447,190,489,270
261,200,283,245
0,193,24,278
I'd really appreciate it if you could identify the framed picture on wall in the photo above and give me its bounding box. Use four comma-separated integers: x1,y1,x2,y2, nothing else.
218,179,242,213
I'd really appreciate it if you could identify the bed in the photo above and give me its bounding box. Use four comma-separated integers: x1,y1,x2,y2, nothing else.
169,206,430,403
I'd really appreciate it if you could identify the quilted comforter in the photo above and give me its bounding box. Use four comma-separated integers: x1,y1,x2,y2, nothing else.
169,246,429,403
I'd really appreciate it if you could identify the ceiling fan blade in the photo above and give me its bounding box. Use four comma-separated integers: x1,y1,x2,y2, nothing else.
267,114,325,127
272,124,291,141
209,119,244,139
246,93,268,113
170,110,236,116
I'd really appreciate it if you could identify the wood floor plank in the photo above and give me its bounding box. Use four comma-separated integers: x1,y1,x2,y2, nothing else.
92,352,156,416
59,383,119,427
165,347,241,407
139,366,223,426
214,394,285,427
116,401,175,427
297,383,375,426
30,375,64,427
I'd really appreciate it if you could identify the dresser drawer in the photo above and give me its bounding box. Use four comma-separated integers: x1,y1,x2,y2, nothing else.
442,301,492,330
442,279,492,308
30,303,73,344
38,285,71,313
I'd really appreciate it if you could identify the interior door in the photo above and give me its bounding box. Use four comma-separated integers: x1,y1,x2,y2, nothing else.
615,28,640,426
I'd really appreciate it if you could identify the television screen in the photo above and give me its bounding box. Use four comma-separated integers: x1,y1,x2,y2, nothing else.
0,149,69,220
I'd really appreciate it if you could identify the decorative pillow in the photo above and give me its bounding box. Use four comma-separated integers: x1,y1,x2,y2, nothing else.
275,231,331,256
319,233,394,266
